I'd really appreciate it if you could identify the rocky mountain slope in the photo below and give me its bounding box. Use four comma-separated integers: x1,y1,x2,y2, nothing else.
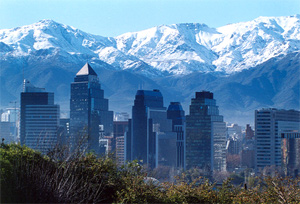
0,16,299,124
1,15,299,76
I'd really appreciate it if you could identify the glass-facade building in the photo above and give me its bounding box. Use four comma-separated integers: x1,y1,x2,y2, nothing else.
185,91,226,171
255,108,300,173
126,89,176,168
114,121,128,164
167,102,185,169
70,63,113,154
20,80,60,154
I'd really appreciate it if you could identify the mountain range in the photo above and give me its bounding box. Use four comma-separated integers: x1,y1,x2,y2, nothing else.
0,15,299,125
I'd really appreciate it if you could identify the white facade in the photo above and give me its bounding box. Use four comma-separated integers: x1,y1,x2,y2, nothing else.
114,112,130,121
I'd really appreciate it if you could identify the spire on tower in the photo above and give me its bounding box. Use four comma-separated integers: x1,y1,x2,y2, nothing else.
76,63,97,76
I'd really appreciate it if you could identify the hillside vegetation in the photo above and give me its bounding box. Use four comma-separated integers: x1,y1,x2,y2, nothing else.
1,143,300,203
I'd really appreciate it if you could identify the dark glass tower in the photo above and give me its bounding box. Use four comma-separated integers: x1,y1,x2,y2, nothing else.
126,89,176,168
130,90,164,167
167,102,185,168
185,91,226,172
70,63,113,154
20,80,60,154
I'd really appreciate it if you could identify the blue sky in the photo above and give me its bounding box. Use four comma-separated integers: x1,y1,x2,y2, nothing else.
0,0,299,37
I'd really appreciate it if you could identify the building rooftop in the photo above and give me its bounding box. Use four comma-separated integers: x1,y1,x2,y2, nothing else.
195,91,213,99
167,102,183,111
258,108,300,112
76,63,97,76
136,89,163,98
23,79,45,93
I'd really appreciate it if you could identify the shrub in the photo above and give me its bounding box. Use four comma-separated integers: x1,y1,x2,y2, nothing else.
1,143,300,203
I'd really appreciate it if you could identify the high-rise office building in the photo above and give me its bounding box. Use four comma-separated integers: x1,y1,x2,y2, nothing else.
167,102,185,169
20,80,60,154
114,121,128,160
241,124,255,169
125,89,176,168
255,108,300,173
70,63,113,154
185,91,227,172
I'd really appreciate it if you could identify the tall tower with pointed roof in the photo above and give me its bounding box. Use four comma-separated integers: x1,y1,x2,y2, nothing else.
70,63,113,154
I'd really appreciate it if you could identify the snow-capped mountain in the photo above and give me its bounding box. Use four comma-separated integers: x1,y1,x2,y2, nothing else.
1,16,299,124
1,15,299,76
0,20,113,55
115,15,300,74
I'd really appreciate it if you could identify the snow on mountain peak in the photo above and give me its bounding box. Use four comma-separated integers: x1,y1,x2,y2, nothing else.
211,15,300,72
1,15,299,76
36,19,62,28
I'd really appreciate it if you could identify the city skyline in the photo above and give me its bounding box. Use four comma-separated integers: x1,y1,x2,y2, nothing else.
1,15,299,126
1,65,299,178
1,1,300,201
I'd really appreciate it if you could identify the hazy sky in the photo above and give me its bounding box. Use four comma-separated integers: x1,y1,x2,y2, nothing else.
1,0,299,37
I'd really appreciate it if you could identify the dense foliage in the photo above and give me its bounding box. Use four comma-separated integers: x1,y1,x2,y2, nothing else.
1,143,300,203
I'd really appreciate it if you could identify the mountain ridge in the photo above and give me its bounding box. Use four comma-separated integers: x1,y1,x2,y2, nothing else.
1,15,299,76
0,16,299,124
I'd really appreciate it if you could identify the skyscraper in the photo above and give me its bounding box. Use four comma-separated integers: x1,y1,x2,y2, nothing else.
167,102,185,169
20,80,60,154
241,124,255,169
185,91,227,172
70,63,113,154
126,89,176,168
114,120,129,165
255,108,300,173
